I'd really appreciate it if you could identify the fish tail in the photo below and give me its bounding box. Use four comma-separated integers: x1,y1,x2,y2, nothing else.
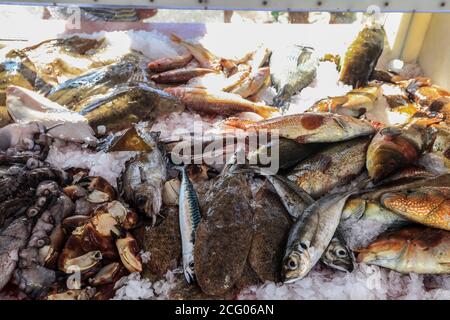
223,117,255,129
254,105,278,119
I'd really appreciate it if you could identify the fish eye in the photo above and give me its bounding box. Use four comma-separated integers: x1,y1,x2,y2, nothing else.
337,249,348,257
136,196,146,206
300,243,308,250
189,262,195,269
287,258,298,270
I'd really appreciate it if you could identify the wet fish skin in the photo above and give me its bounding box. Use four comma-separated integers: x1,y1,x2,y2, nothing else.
0,217,31,291
77,84,185,133
229,67,270,99
381,186,450,231
309,86,380,117
366,117,439,182
225,113,375,144
282,191,354,283
178,166,201,284
120,128,167,226
164,87,277,118
148,53,193,73
270,45,318,110
151,68,217,84
357,227,450,274
265,175,314,220
170,34,221,70
286,137,370,198
340,26,385,88
321,233,354,272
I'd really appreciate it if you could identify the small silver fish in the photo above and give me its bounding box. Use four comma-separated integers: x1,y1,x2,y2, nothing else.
178,166,201,283
321,232,354,272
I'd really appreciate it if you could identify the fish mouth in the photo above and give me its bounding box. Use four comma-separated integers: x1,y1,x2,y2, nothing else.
328,260,355,273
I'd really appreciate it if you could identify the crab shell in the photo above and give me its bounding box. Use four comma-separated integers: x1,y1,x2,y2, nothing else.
116,233,143,273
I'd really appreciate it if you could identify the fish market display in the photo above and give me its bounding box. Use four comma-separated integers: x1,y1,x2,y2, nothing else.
0,23,449,301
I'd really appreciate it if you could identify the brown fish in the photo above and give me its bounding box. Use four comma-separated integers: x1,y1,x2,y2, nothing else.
381,186,450,231
170,34,221,70
366,116,440,182
287,137,370,198
164,87,277,118
147,53,193,73
225,113,375,143
229,67,271,99
150,68,217,84
357,227,450,274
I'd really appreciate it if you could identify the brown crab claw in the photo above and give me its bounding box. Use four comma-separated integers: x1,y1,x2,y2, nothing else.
92,284,116,300
62,250,103,274
87,190,111,204
42,224,68,269
62,215,91,231
80,176,116,200
79,220,118,259
106,201,139,230
58,233,87,272
63,185,88,201
89,262,128,286
116,233,143,273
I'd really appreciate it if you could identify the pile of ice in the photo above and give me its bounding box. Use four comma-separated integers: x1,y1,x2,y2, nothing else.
113,270,180,300
46,141,135,187
238,264,450,300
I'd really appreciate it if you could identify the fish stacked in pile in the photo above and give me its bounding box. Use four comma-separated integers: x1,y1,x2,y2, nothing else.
0,24,448,300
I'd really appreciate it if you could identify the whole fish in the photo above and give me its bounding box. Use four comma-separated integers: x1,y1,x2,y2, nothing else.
178,166,201,283
46,57,147,108
164,87,277,118
339,26,385,88
321,233,354,272
270,45,318,110
309,86,380,117
225,113,375,143
357,227,450,274
147,53,193,73
381,186,450,231
282,191,355,282
229,67,270,99
120,127,167,226
6,85,97,145
170,34,221,70
366,116,439,182
76,84,185,133
286,137,370,198
151,67,217,84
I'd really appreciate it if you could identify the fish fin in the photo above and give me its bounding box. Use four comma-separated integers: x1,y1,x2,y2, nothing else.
254,105,278,119
223,117,255,129
349,199,367,221
333,117,349,132
169,34,182,44
380,126,402,137
315,154,333,173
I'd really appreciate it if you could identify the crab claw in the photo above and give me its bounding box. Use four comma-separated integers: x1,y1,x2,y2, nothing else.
116,233,142,273
62,250,103,274
89,262,128,286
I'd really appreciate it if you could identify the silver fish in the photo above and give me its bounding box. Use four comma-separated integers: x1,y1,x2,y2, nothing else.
270,45,318,110
282,191,355,283
321,232,354,272
178,166,201,283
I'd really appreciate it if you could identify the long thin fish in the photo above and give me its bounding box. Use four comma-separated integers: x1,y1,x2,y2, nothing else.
178,166,201,283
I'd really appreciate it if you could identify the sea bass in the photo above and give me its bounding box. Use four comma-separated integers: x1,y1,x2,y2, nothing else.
164,87,277,118
178,166,201,283
225,113,375,143
286,137,370,198
6,85,97,145
270,45,318,110
381,186,450,231
357,227,450,274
